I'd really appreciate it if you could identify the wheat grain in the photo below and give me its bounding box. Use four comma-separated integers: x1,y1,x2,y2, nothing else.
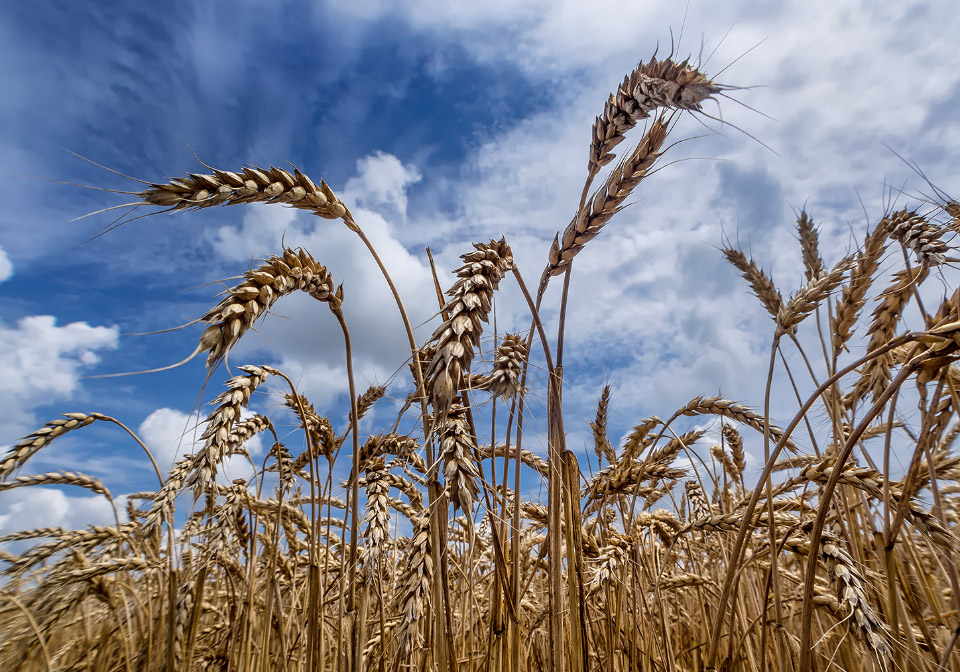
425,239,514,415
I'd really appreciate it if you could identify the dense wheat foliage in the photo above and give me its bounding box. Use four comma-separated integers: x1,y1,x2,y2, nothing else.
3,52,960,672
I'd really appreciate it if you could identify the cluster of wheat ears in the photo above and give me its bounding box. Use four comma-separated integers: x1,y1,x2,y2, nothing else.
2,51,960,672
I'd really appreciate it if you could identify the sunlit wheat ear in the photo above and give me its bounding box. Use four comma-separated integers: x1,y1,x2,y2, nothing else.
590,385,616,465
683,480,710,522
359,457,391,578
817,531,892,660
850,265,928,404
143,366,273,533
710,444,740,482
722,247,783,319
720,424,746,476
395,513,432,654
477,442,548,476
424,238,514,416
548,116,669,279
138,164,347,219
284,393,336,467
472,332,528,400
586,534,630,593
776,254,855,336
801,457,957,550
0,413,101,479
359,434,423,474
832,223,888,355
0,470,113,501
198,247,341,371
882,208,949,266
349,384,387,426
796,210,824,281
437,404,480,516
589,57,721,173
674,395,797,453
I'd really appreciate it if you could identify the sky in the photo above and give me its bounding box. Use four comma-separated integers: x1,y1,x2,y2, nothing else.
1,0,959,538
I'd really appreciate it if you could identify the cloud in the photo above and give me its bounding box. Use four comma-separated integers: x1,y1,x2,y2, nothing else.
344,151,422,218
0,487,118,540
0,245,12,283
0,316,118,443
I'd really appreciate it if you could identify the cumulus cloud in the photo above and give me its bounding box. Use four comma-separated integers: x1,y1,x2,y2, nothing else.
344,151,422,218
0,245,12,283
0,316,118,443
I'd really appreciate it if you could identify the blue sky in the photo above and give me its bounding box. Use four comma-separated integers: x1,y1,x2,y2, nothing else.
2,0,959,535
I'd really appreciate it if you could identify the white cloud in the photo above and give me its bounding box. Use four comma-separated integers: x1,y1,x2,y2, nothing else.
344,151,422,218
0,316,118,443
0,487,118,539
138,408,202,470
0,245,12,283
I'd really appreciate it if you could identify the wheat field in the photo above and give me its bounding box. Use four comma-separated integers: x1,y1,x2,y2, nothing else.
2,53,960,672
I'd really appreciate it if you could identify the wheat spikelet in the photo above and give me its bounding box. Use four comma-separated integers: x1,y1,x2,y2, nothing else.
395,514,432,653
477,443,549,477
285,393,336,470
684,480,710,523
722,424,745,473
425,239,514,415
723,248,783,319
588,57,720,173
832,223,888,354
549,116,668,277
359,457,391,577
62,557,152,583
349,384,387,426
584,429,700,504
882,208,948,266
476,332,528,400
358,434,423,473
851,265,928,403
681,509,799,534
619,416,662,464
710,444,740,481
796,210,824,281
437,404,480,515
818,531,892,660
143,366,272,533
0,527,67,545
188,366,273,495
139,164,347,219
265,441,296,492
198,247,341,370
660,573,715,590
586,535,630,593
591,385,616,465
777,254,855,336
0,413,105,480
801,458,956,550
3,524,137,578
674,396,797,453
0,470,112,500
